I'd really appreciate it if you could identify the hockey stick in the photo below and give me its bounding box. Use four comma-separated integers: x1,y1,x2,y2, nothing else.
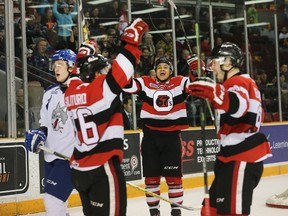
167,0,215,123
195,0,211,215
38,145,71,161
77,0,89,43
38,145,201,210
126,182,201,211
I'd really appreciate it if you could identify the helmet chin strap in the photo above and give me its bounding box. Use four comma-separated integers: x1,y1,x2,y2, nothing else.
59,69,72,85
221,65,234,82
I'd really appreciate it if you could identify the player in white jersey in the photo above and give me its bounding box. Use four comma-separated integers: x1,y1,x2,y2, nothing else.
25,49,78,216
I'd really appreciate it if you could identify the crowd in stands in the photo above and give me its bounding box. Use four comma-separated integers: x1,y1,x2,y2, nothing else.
1,0,288,125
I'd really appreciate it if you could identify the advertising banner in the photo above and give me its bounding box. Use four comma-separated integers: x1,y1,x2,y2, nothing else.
121,133,142,181
0,142,28,196
181,128,218,174
260,124,288,164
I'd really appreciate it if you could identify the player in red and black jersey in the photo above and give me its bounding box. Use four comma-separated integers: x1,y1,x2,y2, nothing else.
189,42,272,216
64,18,149,216
124,56,203,216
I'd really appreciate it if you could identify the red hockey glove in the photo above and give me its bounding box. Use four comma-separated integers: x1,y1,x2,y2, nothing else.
72,40,98,74
189,77,228,110
121,18,149,46
76,40,97,61
187,55,205,81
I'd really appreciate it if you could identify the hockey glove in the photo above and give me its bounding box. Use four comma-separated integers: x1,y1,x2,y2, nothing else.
121,18,149,46
187,55,205,81
25,129,46,153
189,77,228,110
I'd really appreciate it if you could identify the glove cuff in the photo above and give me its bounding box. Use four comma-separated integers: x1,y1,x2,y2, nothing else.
124,44,142,63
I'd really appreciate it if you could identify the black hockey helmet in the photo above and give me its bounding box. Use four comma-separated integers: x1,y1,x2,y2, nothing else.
77,54,110,82
216,42,243,68
154,56,174,72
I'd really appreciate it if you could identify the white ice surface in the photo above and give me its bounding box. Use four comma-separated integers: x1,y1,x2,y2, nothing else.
25,174,288,216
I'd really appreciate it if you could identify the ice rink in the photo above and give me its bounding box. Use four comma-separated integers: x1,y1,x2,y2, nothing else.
26,174,288,216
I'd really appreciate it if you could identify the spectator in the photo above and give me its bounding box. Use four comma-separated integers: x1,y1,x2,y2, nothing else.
0,29,4,53
0,3,4,29
214,36,223,51
67,25,78,53
122,96,133,130
101,47,110,59
31,38,50,73
105,0,119,20
98,34,112,55
141,33,155,59
107,28,119,54
254,74,262,89
220,12,233,37
149,69,156,79
280,74,288,112
279,26,288,52
118,2,128,35
52,0,77,49
280,63,288,79
247,4,258,24
40,7,56,31
155,32,173,58
177,49,190,76
200,35,211,56
154,46,165,63
137,47,153,76
88,7,101,36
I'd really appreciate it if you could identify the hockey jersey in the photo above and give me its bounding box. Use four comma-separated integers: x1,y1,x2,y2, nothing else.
124,76,190,132
64,48,138,171
215,74,272,163
39,84,78,162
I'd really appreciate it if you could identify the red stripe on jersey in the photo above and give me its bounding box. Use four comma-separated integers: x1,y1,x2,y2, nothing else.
218,142,271,163
146,124,188,131
71,150,124,167
231,161,241,214
108,159,120,215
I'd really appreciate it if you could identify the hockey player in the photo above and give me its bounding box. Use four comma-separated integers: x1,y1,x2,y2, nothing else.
63,18,149,216
25,49,78,216
123,56,204,216
188,42,272,216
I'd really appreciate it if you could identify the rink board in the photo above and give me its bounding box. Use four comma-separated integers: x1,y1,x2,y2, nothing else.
0,123,288,215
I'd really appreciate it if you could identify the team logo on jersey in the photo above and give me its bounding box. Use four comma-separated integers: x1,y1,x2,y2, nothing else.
153,90,173,112
51,102,68,132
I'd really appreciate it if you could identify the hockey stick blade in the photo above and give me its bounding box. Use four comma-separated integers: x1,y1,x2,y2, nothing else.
127,182,201,211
